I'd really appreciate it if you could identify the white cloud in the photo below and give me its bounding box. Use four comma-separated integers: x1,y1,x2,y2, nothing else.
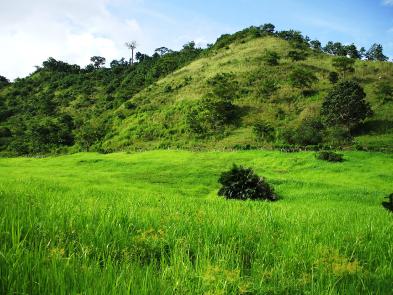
0,0,228,80
383,0,393,6
0,0,145,80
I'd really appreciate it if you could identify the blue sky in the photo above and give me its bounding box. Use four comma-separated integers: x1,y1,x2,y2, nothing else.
1,0,392,79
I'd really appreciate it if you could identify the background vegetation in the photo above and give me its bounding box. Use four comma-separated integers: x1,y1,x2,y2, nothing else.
0,24,392,155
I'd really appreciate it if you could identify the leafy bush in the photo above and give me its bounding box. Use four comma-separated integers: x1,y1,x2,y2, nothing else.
262,50,280,66
253,121,275,142
316,151,344,162
186,97,238,135
382,193,393,212
328,72,339,84
375,81,393,104
257,79,279,99
287,50,308,61
207,73,239,101
289,66,318,91
218,164,277,201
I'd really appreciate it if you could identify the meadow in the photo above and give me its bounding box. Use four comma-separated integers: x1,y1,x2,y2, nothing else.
0,150,393,294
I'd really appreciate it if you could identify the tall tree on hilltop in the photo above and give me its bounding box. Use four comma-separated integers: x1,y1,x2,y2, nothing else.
125,41,137,65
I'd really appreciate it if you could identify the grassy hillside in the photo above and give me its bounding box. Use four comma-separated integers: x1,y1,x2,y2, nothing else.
1,150,392,294
104,36,393,152
1,26,392,155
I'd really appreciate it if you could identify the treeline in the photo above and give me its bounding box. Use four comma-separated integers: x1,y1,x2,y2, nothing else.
0,23,391,155
0,42,203,155
213,23,389,61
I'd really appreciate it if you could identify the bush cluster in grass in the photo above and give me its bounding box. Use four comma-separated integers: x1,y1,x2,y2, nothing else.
316,151,344,162
218,164,277,201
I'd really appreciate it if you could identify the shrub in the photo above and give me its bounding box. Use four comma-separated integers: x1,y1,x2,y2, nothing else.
257,79,279,99
382,193,393,212
207,73,239,101
316,151,344,162
375,81,393,104
186,97,238,135
287,50,308,61
253,121,275,142
289,66,318,92
262,50,280,66
218,164,277,201
328,72,339,84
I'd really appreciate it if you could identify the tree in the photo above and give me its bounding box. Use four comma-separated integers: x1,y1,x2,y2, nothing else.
359,47,366,59
260,23,275,35
321,80,373,131
0,75,10,88
345,44,361,59
323,41,346,56
289,67,318,92
366,44,388,61
110,58,128,68
90,56,106,69
155,47,172,56
310,40,322,51
332,57,355,76
125,41,137,64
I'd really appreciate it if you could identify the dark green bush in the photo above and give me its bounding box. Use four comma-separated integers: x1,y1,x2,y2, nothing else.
382,193,393,212
316,151,344,162
328,72,339,84
262,50,280,66
218,164,277,201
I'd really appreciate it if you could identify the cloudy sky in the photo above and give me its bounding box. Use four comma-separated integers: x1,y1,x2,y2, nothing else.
1,0,392,80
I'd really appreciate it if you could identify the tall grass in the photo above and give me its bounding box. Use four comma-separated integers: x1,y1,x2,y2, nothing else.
0,150,392,294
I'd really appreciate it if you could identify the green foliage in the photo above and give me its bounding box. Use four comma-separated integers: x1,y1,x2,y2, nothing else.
289,66,318,90
253,121,275,141
375,81,393,103
260,23,276,35
382,193,393,212
366,44,388,61
328,71,339,84
0,75,10,88
310,40,322,51
1,24,392,155
218,164,277,201
321,80,373,130
186,97,238,135
90,56,106,69
281,117,324,146
257,79,279,98
287,50,308,61
316,151,344,162
332,57,355,76
262,50,280,66
207,73,239,101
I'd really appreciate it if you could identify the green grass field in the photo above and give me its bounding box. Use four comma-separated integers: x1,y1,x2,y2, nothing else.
1,150,393,294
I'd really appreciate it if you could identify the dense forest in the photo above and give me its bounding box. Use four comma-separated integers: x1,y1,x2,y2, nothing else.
0,24,392,155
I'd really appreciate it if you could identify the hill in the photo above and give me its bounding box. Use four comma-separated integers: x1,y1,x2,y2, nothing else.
0,25,392,155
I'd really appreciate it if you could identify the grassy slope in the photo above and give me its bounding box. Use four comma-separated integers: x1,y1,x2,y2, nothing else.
1,151,392,294
104,36,393,151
